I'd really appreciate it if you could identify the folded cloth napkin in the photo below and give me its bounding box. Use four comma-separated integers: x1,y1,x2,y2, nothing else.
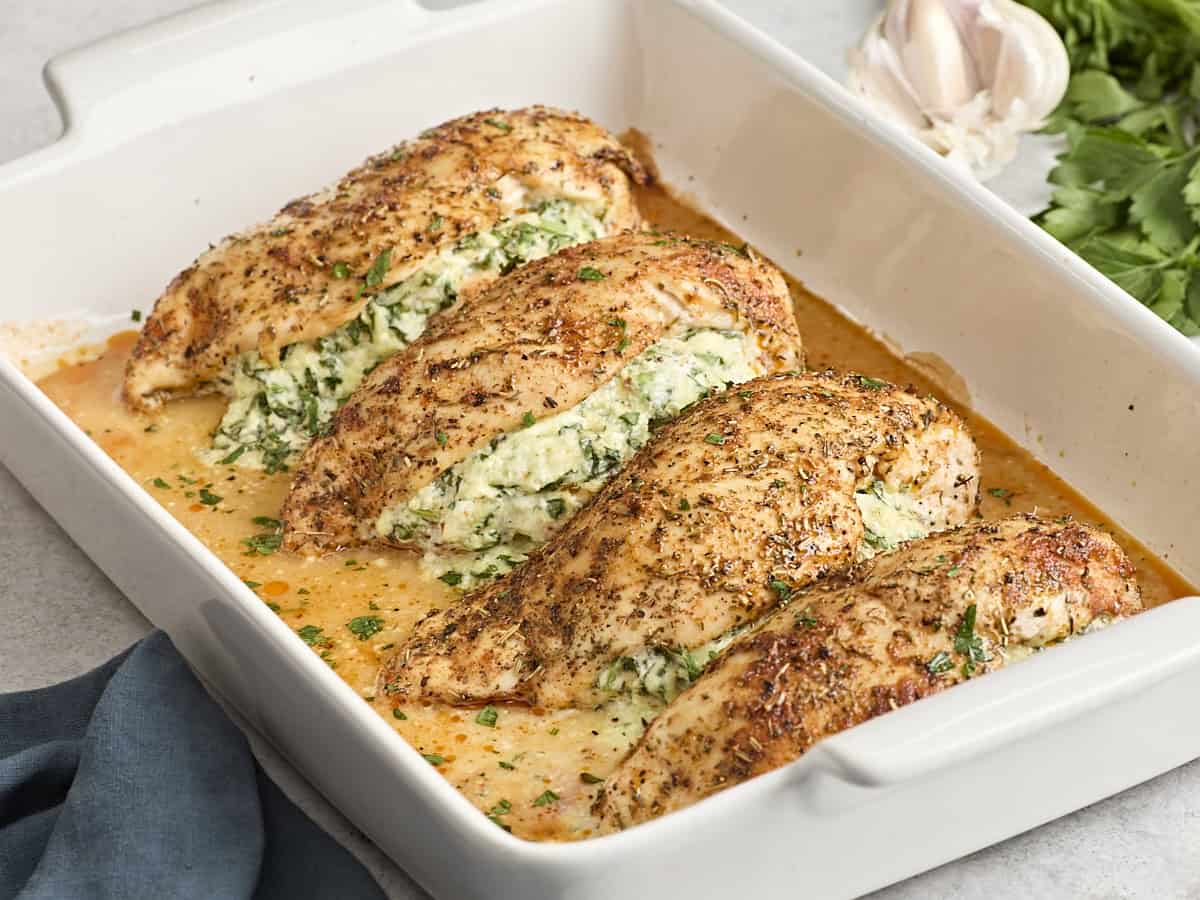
0,631,386,900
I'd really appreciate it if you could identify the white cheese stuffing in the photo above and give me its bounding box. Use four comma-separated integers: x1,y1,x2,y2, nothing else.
597,624,750,703
855,479,931,559
202,199,605,471
378,327,763,588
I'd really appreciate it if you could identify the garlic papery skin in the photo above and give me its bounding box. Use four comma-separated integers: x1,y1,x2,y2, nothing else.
848,0,1069,180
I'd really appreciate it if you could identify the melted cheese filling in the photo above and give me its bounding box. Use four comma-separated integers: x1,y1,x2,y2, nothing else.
377,328,763,588
205,199,605,472
855,480,931,559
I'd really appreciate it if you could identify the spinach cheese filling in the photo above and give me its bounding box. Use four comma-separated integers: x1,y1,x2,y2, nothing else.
204,199,605,472
377,327,764,589
854,479,930,558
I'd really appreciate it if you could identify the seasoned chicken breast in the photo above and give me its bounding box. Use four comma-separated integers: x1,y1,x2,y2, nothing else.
281,233,803,567
377,371,980,709
594,515,1142,830
124,106,646,470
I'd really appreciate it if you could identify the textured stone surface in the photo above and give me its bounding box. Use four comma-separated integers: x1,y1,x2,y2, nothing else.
3,2,1198,897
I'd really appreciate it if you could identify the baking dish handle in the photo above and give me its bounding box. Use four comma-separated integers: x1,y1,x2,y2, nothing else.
805,597,1200,788
43,0,431,140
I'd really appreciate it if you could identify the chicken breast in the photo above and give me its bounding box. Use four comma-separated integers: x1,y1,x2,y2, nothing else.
594,514,1142,830
124,107,646,466
281,233,803,561
377,371,981,709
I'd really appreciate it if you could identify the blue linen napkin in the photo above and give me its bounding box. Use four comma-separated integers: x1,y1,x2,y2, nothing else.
0,631,387,900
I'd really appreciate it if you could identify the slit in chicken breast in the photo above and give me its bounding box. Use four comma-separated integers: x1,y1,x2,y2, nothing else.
124,106,647,473
376,369,982,710
593,514,1143,830
281,232,805,571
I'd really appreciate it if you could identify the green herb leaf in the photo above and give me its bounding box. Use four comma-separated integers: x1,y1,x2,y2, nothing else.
580,772,604,784
151,477,171,490
577,266,606,281
439,571,463,587
393,708,408,720
483,117,512,133
332,261,350,279
130,309,142,322
198,487,222,506
521,411,536,428
423,753,445,765
704,433,726,446
857,375,888,391
297,625,325,646
926,650,954,675
475,705,499,728
347,615,384,640
365,249,391,289
532,789,559,807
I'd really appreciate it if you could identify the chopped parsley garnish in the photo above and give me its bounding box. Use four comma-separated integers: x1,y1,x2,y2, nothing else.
521,411,536,428
347,615,384,641
577,266,606,281
545,497,567,520
151,477,170,490
428,213,443,232
678,498,691,511
435,430,448,447
242,530,282,557
926,650,954,674
532,790,559,807
243,579,262,589
704,433,726,445
580,772,604,784
364,249,391,290
988,487,1014,506
331,262,350,279
198,487,222,506
130,309,142,322
953,603,988,676
439,571,463,587
392,709,408,720
296,625,326,646
423,753,445,765
796,607,818,628
487,799,512,831
219,446,246,465
475,705,499,728
252,516,281,529
483,117,512,133
498,760,516,770
769,578,793,602
857,375,888,391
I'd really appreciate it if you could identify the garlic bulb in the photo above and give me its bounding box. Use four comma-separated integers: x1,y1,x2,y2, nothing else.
848,0,1069,180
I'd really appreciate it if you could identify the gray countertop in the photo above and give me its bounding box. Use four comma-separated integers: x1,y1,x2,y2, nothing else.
2,2,1197,897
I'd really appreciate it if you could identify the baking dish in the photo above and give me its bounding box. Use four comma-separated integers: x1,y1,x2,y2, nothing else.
2,0,1199,897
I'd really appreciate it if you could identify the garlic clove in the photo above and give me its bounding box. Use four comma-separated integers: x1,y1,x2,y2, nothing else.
889,0,981,117
847,0,1069,180
985,0,1069,122
848,18,931,134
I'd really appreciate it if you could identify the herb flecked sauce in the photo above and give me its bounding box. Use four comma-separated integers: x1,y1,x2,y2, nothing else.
37,178,1194,842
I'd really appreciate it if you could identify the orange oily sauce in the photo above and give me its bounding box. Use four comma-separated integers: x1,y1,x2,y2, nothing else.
38,182,1193,842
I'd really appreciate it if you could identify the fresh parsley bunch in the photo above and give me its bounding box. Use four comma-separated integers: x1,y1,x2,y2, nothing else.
1021,0,1200,334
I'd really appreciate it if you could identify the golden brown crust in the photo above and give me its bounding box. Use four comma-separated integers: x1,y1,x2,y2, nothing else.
594,514,1142,830
377,370,980,709
123,106,647,409
280,232,803,552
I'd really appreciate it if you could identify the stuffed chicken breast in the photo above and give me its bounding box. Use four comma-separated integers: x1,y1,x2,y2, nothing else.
377,370,980,709
282,233,804,581
594,514,1143,830
124,106,646,472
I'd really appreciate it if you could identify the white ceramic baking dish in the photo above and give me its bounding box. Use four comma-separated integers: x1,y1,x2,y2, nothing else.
2,1,1200,897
